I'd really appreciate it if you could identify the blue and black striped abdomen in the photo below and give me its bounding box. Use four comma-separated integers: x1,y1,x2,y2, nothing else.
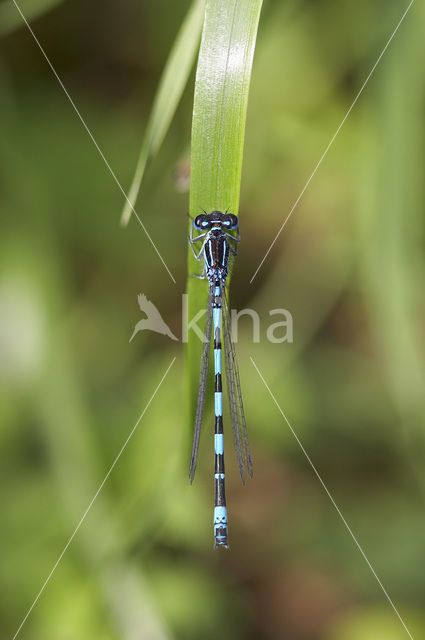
212,282,228,548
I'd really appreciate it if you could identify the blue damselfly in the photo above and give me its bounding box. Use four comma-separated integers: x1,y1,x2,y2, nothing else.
188,211,253,548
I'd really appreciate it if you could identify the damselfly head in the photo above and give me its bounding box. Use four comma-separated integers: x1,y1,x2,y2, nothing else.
194,211,239,231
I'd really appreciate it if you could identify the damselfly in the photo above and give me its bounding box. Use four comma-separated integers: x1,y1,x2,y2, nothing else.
188,210,253,548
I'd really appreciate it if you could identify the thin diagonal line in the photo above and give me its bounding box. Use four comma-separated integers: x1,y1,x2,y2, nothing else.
12,357,176,640
11,0,176,284
250,0,415,284
250,357,414,640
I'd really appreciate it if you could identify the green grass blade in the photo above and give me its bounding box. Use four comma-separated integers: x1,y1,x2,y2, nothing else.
120,0,205,226
186,0,263,419
0,0,66,38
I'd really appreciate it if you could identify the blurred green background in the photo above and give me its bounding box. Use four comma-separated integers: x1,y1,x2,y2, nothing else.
1,1,424,638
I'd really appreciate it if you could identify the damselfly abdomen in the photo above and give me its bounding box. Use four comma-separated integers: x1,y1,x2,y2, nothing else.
188,211,253,549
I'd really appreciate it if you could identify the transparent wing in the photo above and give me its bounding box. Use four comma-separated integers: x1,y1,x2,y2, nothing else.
189,289,213,483
221,283,253,483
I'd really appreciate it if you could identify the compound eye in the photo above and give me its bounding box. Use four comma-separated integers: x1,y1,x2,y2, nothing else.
229,214,238,229
194,215,208,229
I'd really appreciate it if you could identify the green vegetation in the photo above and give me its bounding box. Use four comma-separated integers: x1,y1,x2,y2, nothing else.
187,0,262,420
1,1,424,639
